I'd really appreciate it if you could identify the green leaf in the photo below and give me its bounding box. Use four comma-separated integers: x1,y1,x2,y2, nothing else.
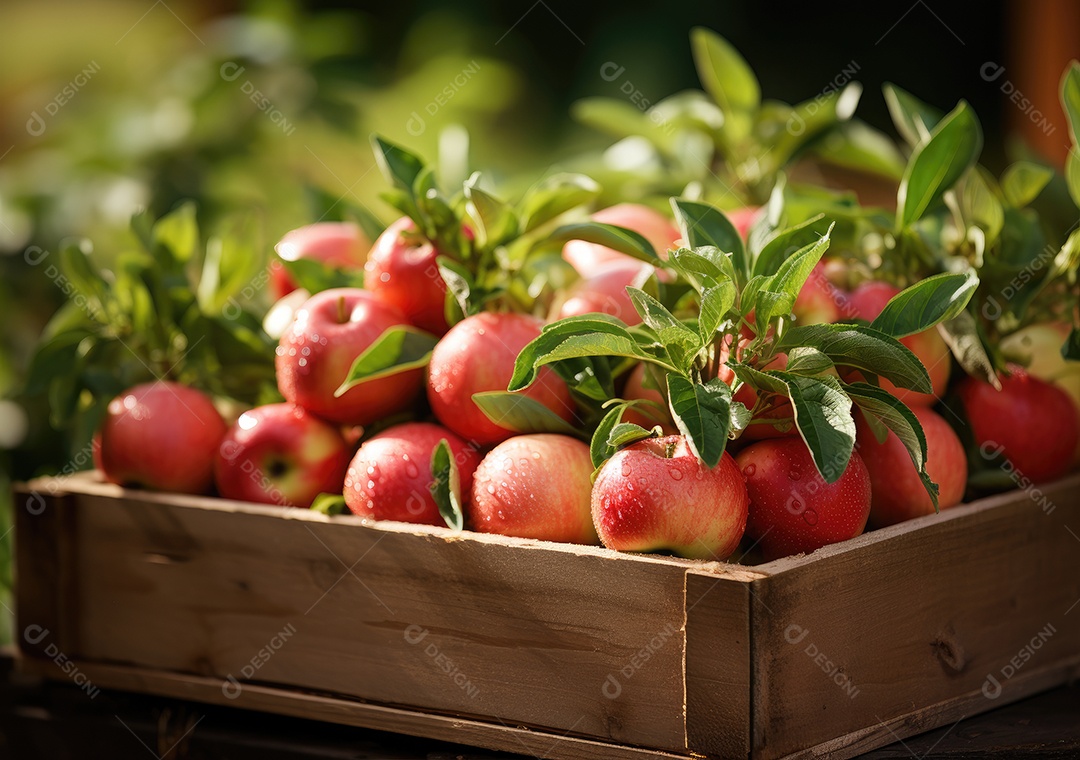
775,373,854,483
430,439,464,531
938,311,1000,388
785,346,835,375
699,281,737,343
335,326,438,396
437,257,474,321
962,167,1004,244
810,119,907,180
591,402,628,469
690,27,759,144
669,246,737,286
199,215,263,312
897,101,983,229
666,375,731,468
472,391,582,437
518,173,601,232
548,222,660,263
1001,161,1054,208
776,323,932,393
153,201,198,264
671,199,747,280
607,422,656,449
58,239,108,322
767,84,862,171
753,214,830,278
311,493,348,516
870,270,979,339
845,381,938,509
1061,61,1080,148
281,258,365,295
626,287,701,359
464,174,518,248
754,224,833,327
371,135,426,195
883,83,943,146
24,330,91,396
1066,149,1080,210
510,315,674,391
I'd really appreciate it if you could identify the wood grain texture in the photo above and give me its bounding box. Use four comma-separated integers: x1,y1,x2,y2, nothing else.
24,473,694,752
13,484,78,658
16,658,692,760
750,474,1080,760
684,568,759,759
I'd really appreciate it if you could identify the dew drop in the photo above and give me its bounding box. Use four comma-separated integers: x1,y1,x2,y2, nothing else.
669,469,684,481
532,451,541,459
477,328,486,336
486,484,496,495
496,509,506,520
297,358,307,368
367,464,379,477
788,468,801,481
743,464,756,477
638,477,648,486
288,347,297,357
519,458,530,467
405,461,419,478
620,463,633,477
300,346,310,356
804,508,819,526
379,272,390,283
366,480,375,490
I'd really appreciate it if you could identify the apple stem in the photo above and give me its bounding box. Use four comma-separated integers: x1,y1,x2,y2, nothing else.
336,295,348,324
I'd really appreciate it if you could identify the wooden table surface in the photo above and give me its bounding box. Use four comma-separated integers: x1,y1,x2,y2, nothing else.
1,656,1077,759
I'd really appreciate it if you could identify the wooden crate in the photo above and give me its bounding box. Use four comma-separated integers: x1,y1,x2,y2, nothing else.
12,471,1080,759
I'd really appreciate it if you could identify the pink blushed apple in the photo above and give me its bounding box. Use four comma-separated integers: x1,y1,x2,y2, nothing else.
276,288,422,426
591,436,749,560
271,222,370,301
468,434,597,544
99,382,228,494
427,312,576,446
344,422,482,525
562,203,680,275
215,403,351,508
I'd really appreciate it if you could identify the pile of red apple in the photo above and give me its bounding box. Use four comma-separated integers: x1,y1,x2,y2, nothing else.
95,195,1079,563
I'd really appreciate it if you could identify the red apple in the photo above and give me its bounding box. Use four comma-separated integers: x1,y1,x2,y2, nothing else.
855,406,966,527
844,281,951,406
276,288,421,426
957,365,1079,484
365,217,453,335
792,262,845,325
271,222,369,301
553,261,650,325
215,403,351,508
591,436,748,559
99,381,227,494
737,439,872,560
468,434,597,544
344,422,482,525
562,203,680,275
427,312,576,446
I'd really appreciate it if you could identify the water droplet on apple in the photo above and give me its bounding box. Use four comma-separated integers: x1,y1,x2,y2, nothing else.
288,347,297,357
532,451,541,459
366,480,375,490
496,509,505,520
790,499,802,513
788,468,801,481
499,481,508,489
518,458,529,468
301,347,311,356
365,499,374,510
803,509,819,526
477,328,486,336
486,484,495,495
298,358,307,368
367,464,379,477
638,477,647,486
275,346,286,356
626,482,634,491
669,469,684,481
380,272,390,283
620,463,632,477
743,464,756,477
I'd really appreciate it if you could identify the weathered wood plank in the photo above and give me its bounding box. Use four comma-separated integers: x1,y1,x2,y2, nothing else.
684,567,758,759
37,474,694,752
16,658,691,760
750,474,1080,760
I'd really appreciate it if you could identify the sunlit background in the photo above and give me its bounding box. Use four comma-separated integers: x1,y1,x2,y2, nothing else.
2,0,1078,640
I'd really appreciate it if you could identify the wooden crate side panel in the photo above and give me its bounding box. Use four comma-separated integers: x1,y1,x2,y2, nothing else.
13,486,78,659
17,658,690,760
751,478,1080,760
684,569,754,759
69,489,691,752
